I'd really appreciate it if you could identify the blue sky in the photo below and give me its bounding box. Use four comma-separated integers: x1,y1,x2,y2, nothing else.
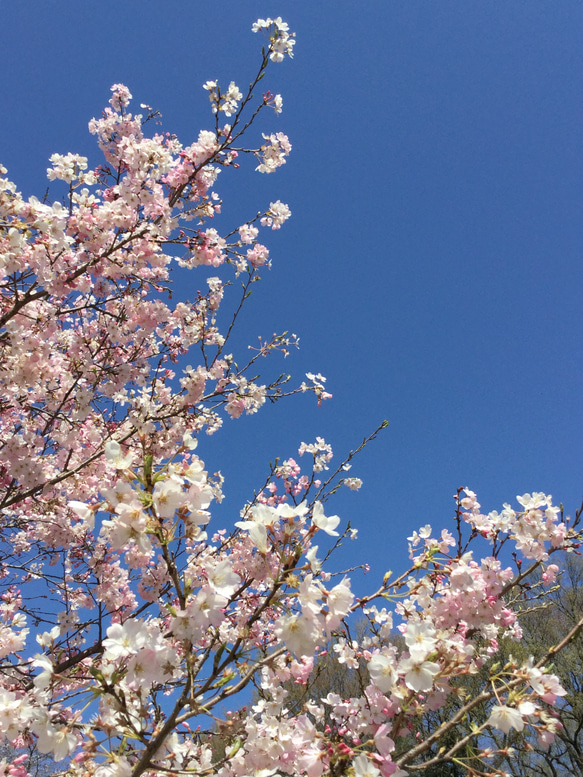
3,1,583,592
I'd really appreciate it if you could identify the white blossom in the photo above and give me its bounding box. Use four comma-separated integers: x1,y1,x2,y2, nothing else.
487,704,525,734
312,501,340,537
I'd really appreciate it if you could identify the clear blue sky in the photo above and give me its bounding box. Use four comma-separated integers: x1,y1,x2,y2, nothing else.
3,1,583,592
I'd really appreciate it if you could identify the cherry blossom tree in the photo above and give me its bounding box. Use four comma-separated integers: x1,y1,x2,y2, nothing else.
1,17,582,777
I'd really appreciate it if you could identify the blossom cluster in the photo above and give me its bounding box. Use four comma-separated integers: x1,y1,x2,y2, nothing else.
2,427,577,777
0,20,307,520
203,81,243,117
252,17,296,62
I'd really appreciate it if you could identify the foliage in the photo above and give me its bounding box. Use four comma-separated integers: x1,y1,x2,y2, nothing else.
483,553,583,776
0,16,582,777
255,546,583,777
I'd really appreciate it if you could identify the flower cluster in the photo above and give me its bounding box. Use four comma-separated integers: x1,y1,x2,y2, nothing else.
203,80,243,117
252,17,296,62
47,153,97,185
261,199,291,229
256,132,292,173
